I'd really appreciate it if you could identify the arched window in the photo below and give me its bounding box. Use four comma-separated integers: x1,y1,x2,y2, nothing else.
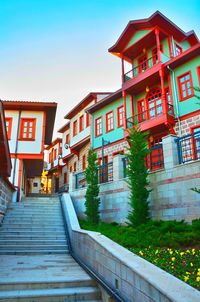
146,88,162,118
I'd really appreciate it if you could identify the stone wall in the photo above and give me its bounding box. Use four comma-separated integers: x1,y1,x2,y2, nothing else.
61,193,200,302
0,177,14,224
174,112,200,136
70,135,200,223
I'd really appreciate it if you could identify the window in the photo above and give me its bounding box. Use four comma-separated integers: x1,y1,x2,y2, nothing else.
175,44,182,56
117,106,124,127
19,118,36,140
65,134,69,145
177,72,194,101
106,111,114,132
137,99,146,122
54,148,57,160
73,120,77,136
86,113,90,127
64,172,67,184
197,66,200,85
33,182,38,187
152,45,163,64
49,153,51,163
5,118,12,140
73,162,77,172
146,88,162,118
79,115,84,132
95,117,102,137
138,54,147,73
165,87,173,115
191,126,200,160
82,155,86,170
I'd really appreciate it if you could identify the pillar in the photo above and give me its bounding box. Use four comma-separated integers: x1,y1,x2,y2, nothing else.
113,155,126,181
162,134,179,169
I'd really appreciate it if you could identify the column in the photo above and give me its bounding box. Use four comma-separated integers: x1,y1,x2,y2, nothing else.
113,155,126,181
162,134,179,169
69,172,76,192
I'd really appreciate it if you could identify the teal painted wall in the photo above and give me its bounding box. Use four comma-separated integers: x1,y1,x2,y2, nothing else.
174,39,190,52
125,30,151,49
171,56,200,117
92,95,132,149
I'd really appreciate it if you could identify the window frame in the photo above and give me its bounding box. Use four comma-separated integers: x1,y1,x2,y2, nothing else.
106,111,114,133
117,105,124,128
86,112,90,127
82,154,86,171
175,44,182,56
65,134,69,145
95,116,102,137
19,118,36,141
197,66,200,85
79,115,84,132
177,71,194,101
73,120,77,137
5,117,13,140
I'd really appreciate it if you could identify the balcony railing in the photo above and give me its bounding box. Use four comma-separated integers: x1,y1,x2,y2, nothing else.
124,55,159,82
122,144,164,176
127,103,174,128
176,130,200,164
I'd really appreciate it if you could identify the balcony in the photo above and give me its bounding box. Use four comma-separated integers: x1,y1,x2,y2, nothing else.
124,55,159,83
126,102,175,133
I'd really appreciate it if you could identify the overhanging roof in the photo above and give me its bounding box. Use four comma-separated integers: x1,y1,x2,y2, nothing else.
2,100,57,145
109,11,199,55
0,101,12,177
45,138,62,150
57,122,70,133
64,92,112,119
86,89,122,114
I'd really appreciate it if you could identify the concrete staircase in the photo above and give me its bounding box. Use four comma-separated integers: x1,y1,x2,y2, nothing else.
0,197,68,255
0,197,103,301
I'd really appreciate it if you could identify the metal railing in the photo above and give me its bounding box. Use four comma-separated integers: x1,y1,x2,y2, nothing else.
97,162,113,184
176,130,200,164
75,171,87,189
124,55,159,82
127,103,174,128
122,144,164,176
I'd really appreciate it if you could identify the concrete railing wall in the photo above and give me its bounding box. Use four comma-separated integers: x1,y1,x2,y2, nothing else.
0,177,14,224
61,193,200,302
69,135,200,223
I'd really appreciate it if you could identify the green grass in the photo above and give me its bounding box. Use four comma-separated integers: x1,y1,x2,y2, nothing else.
79,219,200,290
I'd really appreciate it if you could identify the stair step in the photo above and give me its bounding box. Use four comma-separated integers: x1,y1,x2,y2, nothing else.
0,231,65,235
0,235,66,240
0,279,96,291
0,250,68,255
0,240,67,245
0,286,101,301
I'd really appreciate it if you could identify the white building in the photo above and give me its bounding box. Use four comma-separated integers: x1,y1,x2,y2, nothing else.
3,100,57,200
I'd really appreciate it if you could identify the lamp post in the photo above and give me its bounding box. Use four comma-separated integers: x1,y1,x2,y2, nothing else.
101,138,110,182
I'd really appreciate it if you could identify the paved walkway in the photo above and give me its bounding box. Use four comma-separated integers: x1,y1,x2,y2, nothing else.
0,254,92,284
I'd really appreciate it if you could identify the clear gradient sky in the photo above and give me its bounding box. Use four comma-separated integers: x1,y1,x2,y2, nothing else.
0,0,199,138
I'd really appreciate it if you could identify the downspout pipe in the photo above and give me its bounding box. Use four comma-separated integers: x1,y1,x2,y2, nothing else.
167,66,182,136
12,109,21,189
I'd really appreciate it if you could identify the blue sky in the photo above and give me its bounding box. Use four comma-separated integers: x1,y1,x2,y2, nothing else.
0,0,199,136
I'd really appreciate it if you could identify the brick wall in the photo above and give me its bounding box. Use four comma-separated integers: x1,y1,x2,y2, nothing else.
0,177,14,224
174,113,200,136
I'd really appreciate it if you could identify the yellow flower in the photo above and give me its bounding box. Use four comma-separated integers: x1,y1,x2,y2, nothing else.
186,249,190,253
190,263,193,267
197,271,200,276
171,257,175,261
155,250,159,254
180,252,184,256
192,248,195,254
169,250,173,255
171,266,174,269
184,276,189,282
186,272,190,275
196,277,200,282
139,251,143,256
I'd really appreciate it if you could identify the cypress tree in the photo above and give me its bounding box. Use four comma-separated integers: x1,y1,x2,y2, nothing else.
126,125,150,227
84,149,100,224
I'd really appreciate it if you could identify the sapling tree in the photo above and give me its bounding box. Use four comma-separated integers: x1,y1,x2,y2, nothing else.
84,149,100,224
126,125,150,227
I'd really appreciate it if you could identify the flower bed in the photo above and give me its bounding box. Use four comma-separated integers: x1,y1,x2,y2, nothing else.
80,219,200,290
